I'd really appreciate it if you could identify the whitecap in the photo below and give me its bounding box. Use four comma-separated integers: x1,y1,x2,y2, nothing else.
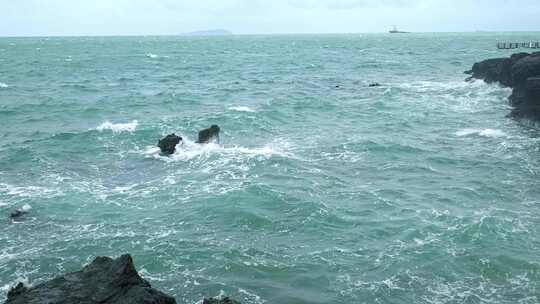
229,106,256,113
456,128,506,138
0,284,10,293
112,184,137,193
478,129,506,138
21,204,32,212
146,53,158,59
401,79,490,92
0,183,57,198
96,120,138,133
0,82,9,88
144,137,292,161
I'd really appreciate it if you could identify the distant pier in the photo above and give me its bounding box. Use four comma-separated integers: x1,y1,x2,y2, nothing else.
497,41,540,49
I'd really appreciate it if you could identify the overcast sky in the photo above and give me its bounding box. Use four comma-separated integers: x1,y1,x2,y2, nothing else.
1,0,539,36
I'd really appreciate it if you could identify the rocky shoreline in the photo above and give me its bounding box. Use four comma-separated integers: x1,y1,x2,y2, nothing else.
466,51,540,119
4,254,239,304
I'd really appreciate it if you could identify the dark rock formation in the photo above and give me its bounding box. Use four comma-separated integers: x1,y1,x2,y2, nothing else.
5,254,176,304
158,134,182,155
197,125,220,144
9,210,28,220
467,52,540,119
203,297,241,304
9,205,31,221
6,283,26,299
510,77,540,117
368,83,381,87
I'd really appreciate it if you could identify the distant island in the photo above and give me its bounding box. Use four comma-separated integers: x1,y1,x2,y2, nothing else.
181,29,233,36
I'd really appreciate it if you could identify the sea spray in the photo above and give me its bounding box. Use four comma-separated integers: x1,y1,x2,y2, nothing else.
96,120,138,133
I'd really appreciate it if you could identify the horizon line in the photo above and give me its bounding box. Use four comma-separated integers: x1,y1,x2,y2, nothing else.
1,30,540,38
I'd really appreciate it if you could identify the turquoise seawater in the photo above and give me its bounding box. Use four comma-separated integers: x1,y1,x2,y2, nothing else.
1,33,540,303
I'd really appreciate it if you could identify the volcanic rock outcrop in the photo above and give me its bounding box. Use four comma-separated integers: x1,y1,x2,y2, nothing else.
4,254,242,304
466,52,540,119
158,133,182,155
4,254,176,304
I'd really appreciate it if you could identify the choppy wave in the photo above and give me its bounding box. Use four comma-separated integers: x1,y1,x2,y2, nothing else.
456,128,506,138
229,106,256,113
146,53,158,59
96,120,138,133
0,82,8,88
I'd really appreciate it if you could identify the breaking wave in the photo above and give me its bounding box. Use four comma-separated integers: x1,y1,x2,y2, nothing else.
144,138,292,161
96,120,138,133
456,128,507,138
229,106,256,113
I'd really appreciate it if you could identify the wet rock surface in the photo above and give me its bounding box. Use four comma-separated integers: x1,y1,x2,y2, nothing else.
5,254,176,304
4,254,243,304
467,52,540,119
158,134,182,155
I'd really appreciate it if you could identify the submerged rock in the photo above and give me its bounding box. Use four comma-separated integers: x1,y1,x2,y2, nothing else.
9,210,27,220
203,297,241,304
9,205,31,221
466,52,540,119
5,254,176,304
158,133,182,155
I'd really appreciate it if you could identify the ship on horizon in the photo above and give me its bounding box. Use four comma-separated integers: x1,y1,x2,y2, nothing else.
389,25,409,34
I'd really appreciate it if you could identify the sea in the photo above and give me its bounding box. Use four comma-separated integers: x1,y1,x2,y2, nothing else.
1,33,540,304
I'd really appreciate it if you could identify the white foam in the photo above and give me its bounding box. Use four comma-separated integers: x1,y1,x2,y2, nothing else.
229,106,256,113
0,284,10,293
0,82,8,88
401,79,490,92
112,184,137,193
145,137,292,161
146,53,158,58
21,204,32,212
456,128,506,138
96,120,138,133
0,183,57,198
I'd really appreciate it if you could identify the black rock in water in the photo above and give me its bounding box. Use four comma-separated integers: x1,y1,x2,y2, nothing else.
203,297,241,304
368,83,381,87
197,125,220,144
6,283,26,299
9,210,27,220
4,254,176,304
466,52,540,119
158,134,182,155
